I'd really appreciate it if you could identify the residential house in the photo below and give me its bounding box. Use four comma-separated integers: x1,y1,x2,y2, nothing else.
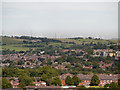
61,80,66,86
77,74,119,86
10,80,19,88
33,81,46,86
83,65,93,69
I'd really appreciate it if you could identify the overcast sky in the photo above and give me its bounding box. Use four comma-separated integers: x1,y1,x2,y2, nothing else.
2,1,118,39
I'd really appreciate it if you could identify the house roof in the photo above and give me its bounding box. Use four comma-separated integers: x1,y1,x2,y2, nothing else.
33,81,46,84
59,73,120,81
26,86,62,88
61,80,65,85
77,74,119,81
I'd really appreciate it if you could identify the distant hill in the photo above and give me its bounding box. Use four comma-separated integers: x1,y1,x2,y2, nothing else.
111,38,120,41
55,38,117,45
2,36,23,44
1,36,118,51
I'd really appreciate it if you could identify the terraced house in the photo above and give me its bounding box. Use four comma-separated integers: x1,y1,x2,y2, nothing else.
59,73,119,87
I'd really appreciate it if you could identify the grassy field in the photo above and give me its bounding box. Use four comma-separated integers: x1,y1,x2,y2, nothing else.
89,86,103,88
2,36,23,44
56,38,117,44
2,45,29,51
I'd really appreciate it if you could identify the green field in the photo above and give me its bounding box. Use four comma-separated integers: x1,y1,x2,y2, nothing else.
89,86,103,88
2,45,29,51
2,36,23,44
56,38,117,44
2,37,26,51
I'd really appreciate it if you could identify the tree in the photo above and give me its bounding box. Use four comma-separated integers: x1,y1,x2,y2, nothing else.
51,77,62,86
41,74,49,82
9,62,17,68
0,79,1,88
2,77,12,89
118,78,120,88
38,58,45,62
72,75,81,86
17,60,24,65
109,82,117,88
96,52,99,55
104,84,110,88
19,82,25,88
54,57,64,64
90,74,100,86
93,63,99,69
65,76,74,85
78,85,86,88
88,37,92,39
47,59,52,65
18,74,33,88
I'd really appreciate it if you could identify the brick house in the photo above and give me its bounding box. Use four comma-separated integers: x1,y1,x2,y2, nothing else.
59,73,119,87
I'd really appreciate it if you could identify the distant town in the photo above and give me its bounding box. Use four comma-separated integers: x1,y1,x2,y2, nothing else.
1,36,120,89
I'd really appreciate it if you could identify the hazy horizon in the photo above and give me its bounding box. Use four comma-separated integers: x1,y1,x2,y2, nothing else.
2,2,118,39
